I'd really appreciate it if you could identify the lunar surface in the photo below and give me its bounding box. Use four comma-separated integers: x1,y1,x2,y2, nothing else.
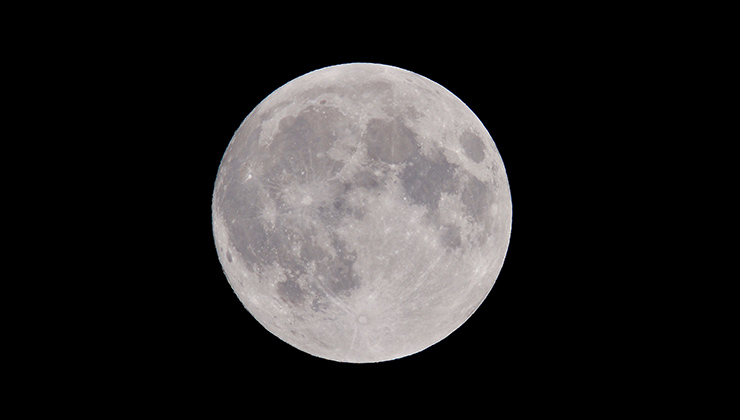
212,63,512,363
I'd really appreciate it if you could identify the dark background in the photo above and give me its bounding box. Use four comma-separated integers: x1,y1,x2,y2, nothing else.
15,4,705,411
88,22,635,400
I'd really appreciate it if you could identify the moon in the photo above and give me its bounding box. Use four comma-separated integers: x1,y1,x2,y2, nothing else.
212,63,512,363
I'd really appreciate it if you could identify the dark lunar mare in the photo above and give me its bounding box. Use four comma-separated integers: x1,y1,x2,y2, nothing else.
459,131,485,163
363,117,418,164
400,149,458,215
218,101,367,306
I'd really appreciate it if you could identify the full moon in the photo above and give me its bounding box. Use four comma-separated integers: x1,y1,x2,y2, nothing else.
212,63,512,362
